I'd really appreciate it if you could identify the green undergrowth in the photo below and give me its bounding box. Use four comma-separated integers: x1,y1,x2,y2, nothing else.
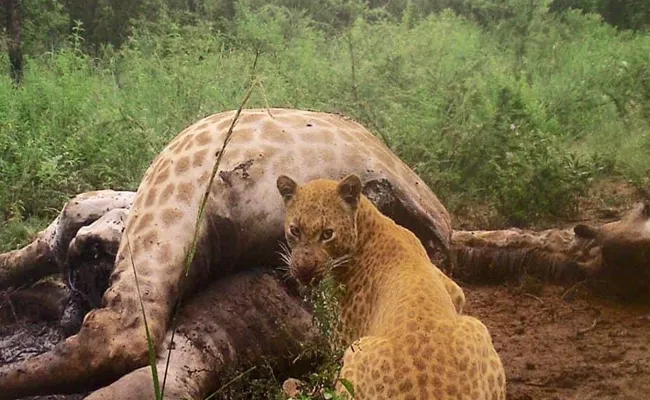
0,216,49,252
2,5,649,243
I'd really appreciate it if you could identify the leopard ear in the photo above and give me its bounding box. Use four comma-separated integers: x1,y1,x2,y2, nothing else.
277,175,298,204
337,174,362,210
574,224,598,239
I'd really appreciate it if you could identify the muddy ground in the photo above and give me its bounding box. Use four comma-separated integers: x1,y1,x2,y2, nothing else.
0,323,84,400
466,284,650,400
2,280,649,400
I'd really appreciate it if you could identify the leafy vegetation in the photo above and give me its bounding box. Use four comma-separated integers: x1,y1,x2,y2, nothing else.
1,1,648,242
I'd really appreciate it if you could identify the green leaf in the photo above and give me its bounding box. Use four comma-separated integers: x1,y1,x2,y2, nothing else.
338,378,356,397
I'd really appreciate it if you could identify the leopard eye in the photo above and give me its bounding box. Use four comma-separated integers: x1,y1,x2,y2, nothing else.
321,228,334,242
289,225,300,238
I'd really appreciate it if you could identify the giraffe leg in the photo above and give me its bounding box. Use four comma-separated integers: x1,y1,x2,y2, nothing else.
61,208,130,335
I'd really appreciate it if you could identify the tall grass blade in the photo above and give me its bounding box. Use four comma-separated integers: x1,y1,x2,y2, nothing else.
125,233,162,399
160,79,260,398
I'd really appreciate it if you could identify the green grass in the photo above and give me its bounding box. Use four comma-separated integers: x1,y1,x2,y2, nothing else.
2,8,648,241
1,5,648,238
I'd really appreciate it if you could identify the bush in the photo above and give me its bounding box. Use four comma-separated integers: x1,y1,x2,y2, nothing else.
1,3,649,235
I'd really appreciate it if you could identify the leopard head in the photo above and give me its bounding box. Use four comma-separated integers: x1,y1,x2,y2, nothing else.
276,174,362,286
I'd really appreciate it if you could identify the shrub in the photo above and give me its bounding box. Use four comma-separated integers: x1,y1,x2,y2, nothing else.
1,3,648,236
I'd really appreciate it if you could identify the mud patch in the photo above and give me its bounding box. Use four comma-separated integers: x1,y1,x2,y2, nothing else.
0,281,85,399
0,322,62,366
0,321,85,399
464,284,650,400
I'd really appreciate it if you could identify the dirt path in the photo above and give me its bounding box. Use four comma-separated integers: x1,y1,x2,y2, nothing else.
465,284,650,400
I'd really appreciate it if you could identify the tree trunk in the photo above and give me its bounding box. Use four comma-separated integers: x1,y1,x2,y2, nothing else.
4,0,23,84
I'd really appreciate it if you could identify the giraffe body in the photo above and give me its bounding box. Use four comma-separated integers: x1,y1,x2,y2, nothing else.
0,108,450,398
278,175,505,400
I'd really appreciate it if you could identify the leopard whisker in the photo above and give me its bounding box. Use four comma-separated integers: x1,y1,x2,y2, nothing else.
276,241,293,269
327,254,353,271
278,241,291,255
281,271,294,282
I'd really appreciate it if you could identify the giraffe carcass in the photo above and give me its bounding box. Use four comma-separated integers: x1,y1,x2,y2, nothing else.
0,108,452,399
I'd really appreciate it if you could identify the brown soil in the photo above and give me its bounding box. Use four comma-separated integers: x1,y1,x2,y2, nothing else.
452,183,650,398
465,284,650,400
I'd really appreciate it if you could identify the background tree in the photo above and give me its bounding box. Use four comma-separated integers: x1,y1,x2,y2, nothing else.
2,0,23,83
550,0,650,31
